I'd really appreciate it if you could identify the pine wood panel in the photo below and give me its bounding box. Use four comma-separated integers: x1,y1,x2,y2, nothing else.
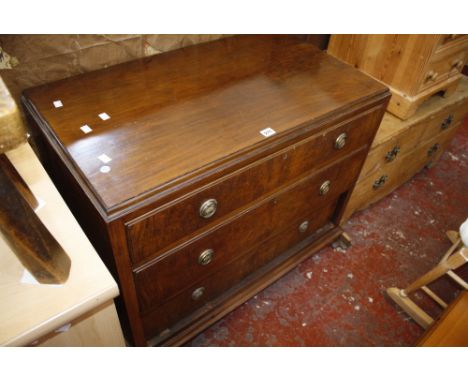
342,122,462,221
24,35,386,215
328,35,468,119
328,35,439,96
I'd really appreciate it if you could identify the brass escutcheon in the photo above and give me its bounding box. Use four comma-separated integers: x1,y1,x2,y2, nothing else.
385,145,400,162
373,175,388,190
441,115,453,130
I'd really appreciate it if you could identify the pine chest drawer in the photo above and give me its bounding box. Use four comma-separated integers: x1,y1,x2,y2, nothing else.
342,76,468,222
21,35,390,346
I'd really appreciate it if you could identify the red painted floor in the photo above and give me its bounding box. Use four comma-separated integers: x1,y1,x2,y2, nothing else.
188,118,468,346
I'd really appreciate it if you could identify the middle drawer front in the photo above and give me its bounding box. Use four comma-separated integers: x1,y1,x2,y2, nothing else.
134,148,367,312
126,107,383,264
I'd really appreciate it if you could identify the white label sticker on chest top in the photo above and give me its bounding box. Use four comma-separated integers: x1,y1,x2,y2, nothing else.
80,125,93,134
98,112,111,121
98,153,112,164
260,127,276,137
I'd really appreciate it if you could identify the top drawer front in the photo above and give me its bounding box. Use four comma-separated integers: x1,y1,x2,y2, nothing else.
126,108,382,264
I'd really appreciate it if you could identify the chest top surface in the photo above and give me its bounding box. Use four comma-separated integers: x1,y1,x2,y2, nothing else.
23,35,387,214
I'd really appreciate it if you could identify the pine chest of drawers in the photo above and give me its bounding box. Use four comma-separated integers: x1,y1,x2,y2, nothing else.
21,36,390,346
341,76,468,222
328,34,468,120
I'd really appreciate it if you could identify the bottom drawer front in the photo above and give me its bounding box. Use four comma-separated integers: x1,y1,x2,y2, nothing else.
141,202,337,340
346,124,461,215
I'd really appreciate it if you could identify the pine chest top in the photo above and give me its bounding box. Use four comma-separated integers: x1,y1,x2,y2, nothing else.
22,35,388,216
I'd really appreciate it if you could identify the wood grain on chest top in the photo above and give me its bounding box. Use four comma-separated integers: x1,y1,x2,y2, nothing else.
23,35,386,213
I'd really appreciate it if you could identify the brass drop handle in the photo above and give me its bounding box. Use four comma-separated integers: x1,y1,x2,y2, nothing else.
373,175,388,190
319,180,331,195
451,59,464,71
334,133,347,150
198,249,214,266
427,143,440,157
192,287,205,301
199,198,217,219
385,145,400,162
441,114,453,130
299,220,309,233
425,70,439,82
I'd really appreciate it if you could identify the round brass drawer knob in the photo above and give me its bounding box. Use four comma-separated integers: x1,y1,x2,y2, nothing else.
192,287,205,301
319,180,331,195
198,249,214,266
199,198,217,219
334,133,347,150
299,220,309,233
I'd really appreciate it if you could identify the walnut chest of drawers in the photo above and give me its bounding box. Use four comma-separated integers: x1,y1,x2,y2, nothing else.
328,35,468,120
21,36,390,346
341,76,468,222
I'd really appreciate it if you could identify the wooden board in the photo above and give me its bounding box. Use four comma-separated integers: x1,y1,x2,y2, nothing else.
0,143,121,346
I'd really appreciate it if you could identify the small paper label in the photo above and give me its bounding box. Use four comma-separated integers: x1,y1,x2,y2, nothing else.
98,154,112,164
100,165,111,173
80,125,93,134
98,112,110,121
260,127,276,137
53,100,63,108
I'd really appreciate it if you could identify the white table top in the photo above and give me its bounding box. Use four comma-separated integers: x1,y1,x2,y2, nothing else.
0,142,119,346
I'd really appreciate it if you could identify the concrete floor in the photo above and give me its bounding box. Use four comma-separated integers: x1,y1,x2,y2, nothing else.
189,118,468,346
